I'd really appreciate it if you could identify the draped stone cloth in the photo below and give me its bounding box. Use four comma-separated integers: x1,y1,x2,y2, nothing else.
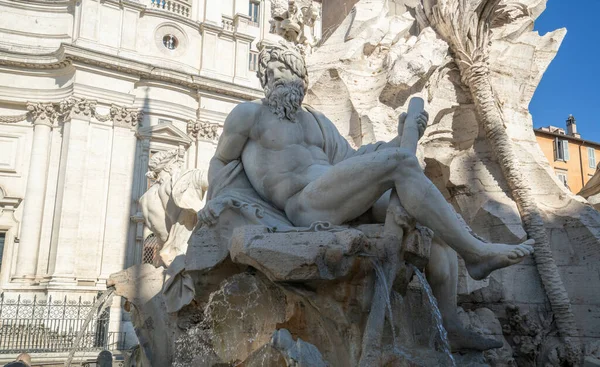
162,105,386,313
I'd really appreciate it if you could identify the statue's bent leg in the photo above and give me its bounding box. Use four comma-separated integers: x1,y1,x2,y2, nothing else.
427,237,503,351
284,148,417,226
286,147,534,280
374,194,505,351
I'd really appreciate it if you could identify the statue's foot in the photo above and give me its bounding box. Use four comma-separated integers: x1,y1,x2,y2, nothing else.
464,239,534,280
446,323,503,352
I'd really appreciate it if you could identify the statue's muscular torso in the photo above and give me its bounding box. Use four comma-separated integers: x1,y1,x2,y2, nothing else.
240,102,331,210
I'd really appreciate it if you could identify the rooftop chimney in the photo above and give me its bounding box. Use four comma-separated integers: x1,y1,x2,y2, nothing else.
566,114,580,138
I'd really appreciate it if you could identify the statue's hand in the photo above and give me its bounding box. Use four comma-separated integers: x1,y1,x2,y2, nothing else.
415,110,429,139
397,112,407,137
198,198,232,227
401,110,429,140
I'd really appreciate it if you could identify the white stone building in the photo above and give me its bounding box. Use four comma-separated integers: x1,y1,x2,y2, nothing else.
0,0,321,360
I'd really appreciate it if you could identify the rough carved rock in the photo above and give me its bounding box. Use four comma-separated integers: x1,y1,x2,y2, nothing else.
108,2,600,366
230,226,368,282
108,264,176,367
306,1,600,361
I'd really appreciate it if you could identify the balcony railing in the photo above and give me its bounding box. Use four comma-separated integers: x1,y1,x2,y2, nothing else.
150,0,191,18
222,16,235,32
0,293,126,353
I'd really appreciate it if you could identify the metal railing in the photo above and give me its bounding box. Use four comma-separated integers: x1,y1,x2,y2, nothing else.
0,293,126,353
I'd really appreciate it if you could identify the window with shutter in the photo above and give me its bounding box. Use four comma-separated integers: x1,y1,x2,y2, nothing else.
588,147,596,168
554,138,564,161
563,140,569,161
249,52,258,71
556,172,568,188
553,138,570,161
249,1,260,25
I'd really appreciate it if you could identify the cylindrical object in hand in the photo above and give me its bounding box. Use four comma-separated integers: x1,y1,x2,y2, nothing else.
400,97,425,154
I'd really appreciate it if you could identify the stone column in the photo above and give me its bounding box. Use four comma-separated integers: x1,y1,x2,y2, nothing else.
13,103,58,280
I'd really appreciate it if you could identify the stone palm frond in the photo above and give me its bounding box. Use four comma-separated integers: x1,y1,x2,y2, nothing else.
418,0,529,73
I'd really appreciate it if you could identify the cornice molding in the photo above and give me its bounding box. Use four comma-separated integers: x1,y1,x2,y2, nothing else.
0,195,22,210
0,27,71,40
0,0,73,13
0,44,263,101
200,22,256,43
142,8,200,30
101,0,147,12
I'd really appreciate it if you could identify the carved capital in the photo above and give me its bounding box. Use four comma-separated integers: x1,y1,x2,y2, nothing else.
110,105,143,129
59,97,97,119
26,102,59,125
187,119,220,141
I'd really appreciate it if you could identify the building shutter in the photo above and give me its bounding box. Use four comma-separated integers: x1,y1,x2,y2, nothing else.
554,137,559,160
588,147,596,168
563,140,570,161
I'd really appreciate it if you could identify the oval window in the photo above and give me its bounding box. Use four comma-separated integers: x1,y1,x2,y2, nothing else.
162,35,178,50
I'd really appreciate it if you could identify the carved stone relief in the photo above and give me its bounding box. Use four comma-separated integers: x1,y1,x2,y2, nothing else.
187,119,220,141
0,97,143,129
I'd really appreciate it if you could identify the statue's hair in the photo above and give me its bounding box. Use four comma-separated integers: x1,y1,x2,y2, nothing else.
146,148,183,181
257,40,308,90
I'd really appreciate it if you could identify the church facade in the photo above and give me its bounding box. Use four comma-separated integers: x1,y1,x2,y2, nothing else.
0,0,320,360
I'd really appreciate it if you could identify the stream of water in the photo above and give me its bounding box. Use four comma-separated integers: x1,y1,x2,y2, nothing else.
411,265,456,367
370,258,427,366
65,287,116,367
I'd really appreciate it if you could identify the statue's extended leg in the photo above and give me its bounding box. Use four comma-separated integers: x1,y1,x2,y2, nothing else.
285,148,533,280
426,238,503,351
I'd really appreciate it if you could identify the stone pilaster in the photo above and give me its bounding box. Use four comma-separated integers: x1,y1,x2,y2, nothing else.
13,103,58,281
46,98,95,286
48,99,143,287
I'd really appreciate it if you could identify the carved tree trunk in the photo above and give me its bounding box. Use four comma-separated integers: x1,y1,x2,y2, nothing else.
464,64,579,342
418,0,580,354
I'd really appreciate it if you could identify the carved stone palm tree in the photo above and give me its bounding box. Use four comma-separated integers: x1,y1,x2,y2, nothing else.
417,0,579,356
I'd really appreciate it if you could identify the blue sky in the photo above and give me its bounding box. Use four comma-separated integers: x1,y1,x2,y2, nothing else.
530,1,600,142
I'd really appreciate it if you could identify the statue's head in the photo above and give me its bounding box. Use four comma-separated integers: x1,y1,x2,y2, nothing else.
146,147,184,183
257,39,308,121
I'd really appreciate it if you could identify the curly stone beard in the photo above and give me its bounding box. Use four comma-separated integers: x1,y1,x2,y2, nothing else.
265,79,305,122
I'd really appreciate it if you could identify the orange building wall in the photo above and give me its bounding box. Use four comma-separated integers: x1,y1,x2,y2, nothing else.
535,132,600,193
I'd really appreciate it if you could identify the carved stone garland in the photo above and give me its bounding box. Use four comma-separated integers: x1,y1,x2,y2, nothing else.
187,119,220,141
0,97,143,129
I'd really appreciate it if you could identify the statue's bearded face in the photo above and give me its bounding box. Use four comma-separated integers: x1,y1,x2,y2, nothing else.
264,60,305,122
